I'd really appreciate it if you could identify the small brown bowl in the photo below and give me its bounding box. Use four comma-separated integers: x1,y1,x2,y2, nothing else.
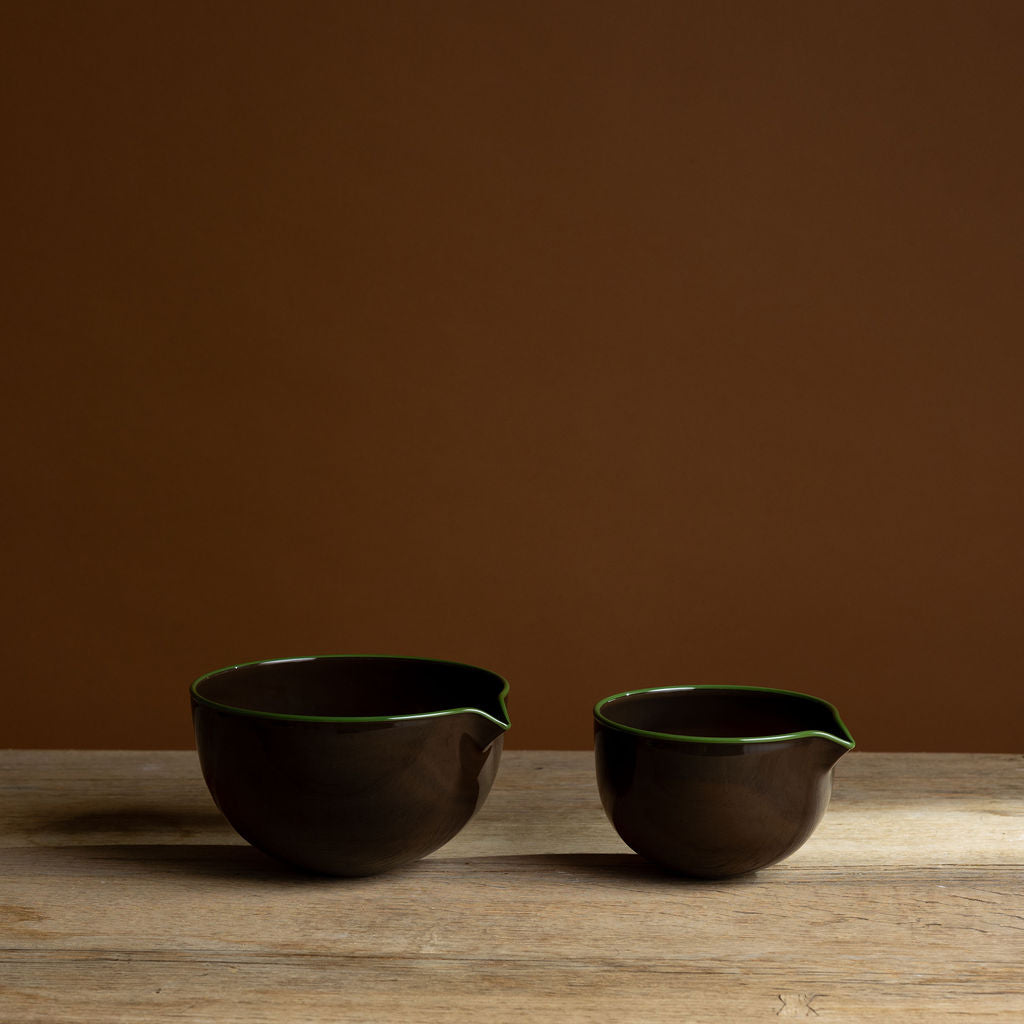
191,655,510,876
594,685,854,878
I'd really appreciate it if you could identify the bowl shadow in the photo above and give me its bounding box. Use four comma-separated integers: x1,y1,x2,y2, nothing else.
427,851,767,886
16,838,766,887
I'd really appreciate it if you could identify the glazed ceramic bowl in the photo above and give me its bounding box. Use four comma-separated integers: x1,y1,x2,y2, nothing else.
191,655,510,876
594,685,854,878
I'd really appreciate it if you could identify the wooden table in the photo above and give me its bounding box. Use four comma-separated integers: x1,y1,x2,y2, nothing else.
1,751,1021,1022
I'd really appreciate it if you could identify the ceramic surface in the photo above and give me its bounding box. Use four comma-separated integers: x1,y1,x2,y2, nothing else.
593,685,854,878
191,655,510,876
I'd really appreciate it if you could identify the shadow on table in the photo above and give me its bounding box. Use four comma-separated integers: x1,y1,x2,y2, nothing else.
39,806,228,840
29,806,709,885
25,804,330,885
28,845,766,887
427,851,766,887
18,839,1011,887
11,841,339,885
13,832,766,886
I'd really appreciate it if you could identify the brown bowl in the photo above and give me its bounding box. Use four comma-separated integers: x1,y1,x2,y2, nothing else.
594,685,854,878
191,655,510,876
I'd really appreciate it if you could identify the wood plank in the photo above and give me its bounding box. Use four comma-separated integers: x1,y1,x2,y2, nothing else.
1,750,1022,1022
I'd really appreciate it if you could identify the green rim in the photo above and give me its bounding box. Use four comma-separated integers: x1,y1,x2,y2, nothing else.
191,654,511,731
593,684,855,748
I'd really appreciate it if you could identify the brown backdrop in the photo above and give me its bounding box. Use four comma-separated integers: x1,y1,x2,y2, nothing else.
3,1,1022,752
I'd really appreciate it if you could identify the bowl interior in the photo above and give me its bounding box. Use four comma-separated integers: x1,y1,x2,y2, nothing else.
597,686,849,742
193,656,509,723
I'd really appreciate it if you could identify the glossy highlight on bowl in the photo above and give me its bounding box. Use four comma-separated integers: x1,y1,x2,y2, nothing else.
191,655,510,876
594,685,854,878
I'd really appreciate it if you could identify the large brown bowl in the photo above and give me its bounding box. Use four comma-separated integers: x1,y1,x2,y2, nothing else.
191,655,510,876
594,685,854,878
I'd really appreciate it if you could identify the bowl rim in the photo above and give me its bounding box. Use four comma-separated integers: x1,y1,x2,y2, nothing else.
191,654,511,730
593,684,855,748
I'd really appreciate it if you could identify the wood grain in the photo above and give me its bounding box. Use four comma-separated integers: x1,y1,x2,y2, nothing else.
1,750,1022,1022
